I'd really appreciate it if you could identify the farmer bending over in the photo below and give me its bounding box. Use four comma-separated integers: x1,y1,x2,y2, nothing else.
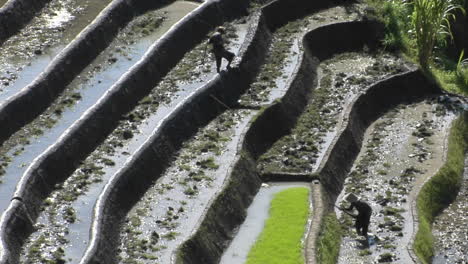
344,193,372,239
208,26,234,73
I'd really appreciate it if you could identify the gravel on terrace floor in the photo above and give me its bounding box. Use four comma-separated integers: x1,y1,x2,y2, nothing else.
258,52,407,174
238,4,363,107
119,109,255,264
0,0,111,99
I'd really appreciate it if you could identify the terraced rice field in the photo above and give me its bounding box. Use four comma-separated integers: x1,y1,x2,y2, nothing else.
0,0,466,264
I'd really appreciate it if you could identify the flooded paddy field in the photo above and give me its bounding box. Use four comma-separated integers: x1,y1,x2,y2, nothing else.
18,18,247,263
0,1,199,218
335,100,457,263
0,0,112,102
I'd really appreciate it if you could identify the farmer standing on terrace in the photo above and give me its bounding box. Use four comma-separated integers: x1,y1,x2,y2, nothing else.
208,26,234,73
343,193,372,240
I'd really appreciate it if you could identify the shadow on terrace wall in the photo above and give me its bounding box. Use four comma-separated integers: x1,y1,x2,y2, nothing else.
0,0,51,44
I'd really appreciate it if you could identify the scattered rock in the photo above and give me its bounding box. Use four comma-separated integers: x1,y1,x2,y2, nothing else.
377,252,394,262
122,130,133,140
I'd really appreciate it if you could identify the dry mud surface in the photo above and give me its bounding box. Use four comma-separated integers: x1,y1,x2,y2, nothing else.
336,100,457,264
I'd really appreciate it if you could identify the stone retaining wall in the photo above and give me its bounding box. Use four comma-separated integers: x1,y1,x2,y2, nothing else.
175,153,262,264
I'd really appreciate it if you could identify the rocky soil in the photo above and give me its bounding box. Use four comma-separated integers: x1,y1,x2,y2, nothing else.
1,1,467,264
119,110,255,264
258,52,407,174
336,99,458,264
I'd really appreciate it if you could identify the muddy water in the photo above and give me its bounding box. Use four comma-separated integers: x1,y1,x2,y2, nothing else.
0,0,112,103
20,18,247,263
432,156,468,264
335,100,456,264
258,52,406,175
118,110,256,264
219,182,311,264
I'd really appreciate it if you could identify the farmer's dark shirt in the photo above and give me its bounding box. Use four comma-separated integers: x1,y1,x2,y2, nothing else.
209,32,224,50
346,201,372,217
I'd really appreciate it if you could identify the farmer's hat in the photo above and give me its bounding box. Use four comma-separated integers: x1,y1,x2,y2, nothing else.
345,193,358,203
217,26,226,33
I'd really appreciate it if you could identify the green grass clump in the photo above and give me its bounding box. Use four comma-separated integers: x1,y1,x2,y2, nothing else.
414,112,468,263
365,0,468,95
316,213,342,264
246,187,310,264
412,0,461,69
378,0,413,52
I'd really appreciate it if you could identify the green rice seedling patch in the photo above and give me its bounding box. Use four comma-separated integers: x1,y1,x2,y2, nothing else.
246,187,309,264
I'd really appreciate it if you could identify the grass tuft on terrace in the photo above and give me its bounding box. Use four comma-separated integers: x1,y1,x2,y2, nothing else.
316,213,342,264
414,112,468,263
246,187,310,264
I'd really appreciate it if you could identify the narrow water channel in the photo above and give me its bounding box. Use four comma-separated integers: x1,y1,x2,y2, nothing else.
220,182,311,264
0,0,112,103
